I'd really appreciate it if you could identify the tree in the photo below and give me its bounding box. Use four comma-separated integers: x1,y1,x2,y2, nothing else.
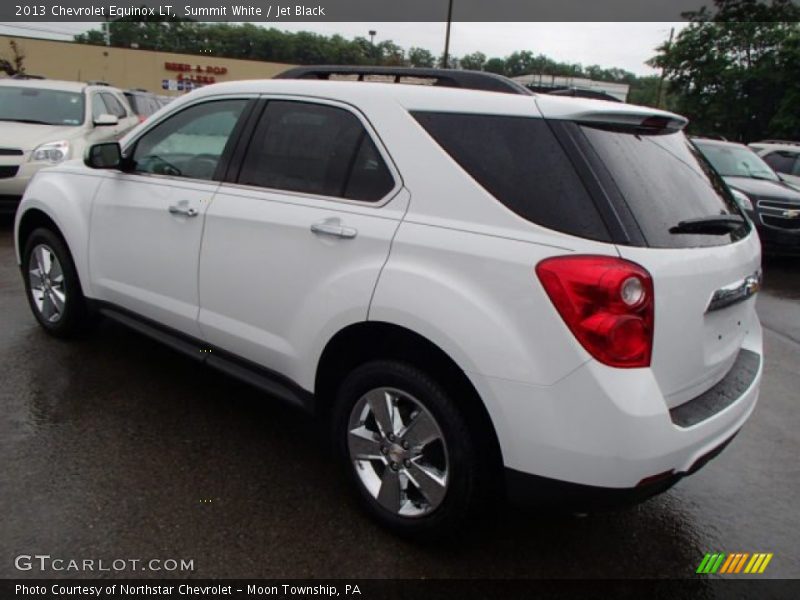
377,40,404,66
460,51,486,71
649,0,800,141
407,47,435,68
0,40,25,76
483,57,506,75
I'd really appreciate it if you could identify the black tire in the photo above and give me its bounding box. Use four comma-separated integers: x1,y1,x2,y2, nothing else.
332,360,493,539
22,227,91,338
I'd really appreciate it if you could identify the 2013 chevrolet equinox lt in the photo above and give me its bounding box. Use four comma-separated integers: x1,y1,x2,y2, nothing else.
14,74,763,538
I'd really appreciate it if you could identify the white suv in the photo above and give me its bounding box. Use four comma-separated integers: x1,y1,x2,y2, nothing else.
0,78,140,214
14,73,763,538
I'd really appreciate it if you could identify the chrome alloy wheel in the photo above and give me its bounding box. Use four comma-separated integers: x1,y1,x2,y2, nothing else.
28,244,67,323
347,387,449,517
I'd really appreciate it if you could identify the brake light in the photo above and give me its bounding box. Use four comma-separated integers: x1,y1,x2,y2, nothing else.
536,256,654,368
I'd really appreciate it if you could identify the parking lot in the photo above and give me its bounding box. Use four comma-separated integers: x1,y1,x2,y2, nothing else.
0,218,798,580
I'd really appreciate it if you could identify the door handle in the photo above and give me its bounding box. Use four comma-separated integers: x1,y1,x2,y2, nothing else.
168,204,199,217
311,218,358,239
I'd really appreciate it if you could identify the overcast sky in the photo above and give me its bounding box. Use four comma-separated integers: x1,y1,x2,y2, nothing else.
0,22,686,76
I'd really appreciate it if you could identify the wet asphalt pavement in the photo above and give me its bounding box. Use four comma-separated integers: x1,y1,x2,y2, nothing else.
0,219,798,581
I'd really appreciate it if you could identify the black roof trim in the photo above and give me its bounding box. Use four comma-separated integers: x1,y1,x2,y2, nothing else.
275,66,533,96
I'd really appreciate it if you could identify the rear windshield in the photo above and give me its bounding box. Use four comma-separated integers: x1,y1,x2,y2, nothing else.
579,126,748,248
413,112,611,241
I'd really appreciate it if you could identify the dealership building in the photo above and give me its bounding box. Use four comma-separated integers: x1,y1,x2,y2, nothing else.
0,35,294,94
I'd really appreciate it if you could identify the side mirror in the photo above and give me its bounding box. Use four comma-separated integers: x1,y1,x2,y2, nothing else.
94,113,119,127
85,142,122,169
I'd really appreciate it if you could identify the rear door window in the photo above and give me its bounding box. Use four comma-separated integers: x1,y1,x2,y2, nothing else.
579,126,748,248
238,101,395,202
412,112,611,241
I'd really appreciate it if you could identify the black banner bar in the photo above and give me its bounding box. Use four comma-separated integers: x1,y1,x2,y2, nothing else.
3,579,800,600
3,0,792,23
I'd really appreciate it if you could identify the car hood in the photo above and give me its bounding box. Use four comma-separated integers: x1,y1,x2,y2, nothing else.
723,176,800,203
0,121,85,152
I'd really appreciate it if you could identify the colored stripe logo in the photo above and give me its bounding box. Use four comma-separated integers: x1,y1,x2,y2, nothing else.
697,552,773,574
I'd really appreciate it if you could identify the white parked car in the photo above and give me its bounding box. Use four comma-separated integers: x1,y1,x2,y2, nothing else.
14,72,763,538
749,140,800,189
0,78,140,214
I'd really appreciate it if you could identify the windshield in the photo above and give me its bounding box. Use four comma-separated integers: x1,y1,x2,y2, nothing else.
0,86,85,126
694,142,779,181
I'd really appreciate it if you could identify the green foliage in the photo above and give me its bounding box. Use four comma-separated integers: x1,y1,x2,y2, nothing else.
650,0,800,141
74,20,660,101
0,39,25,76
459,52,486,71
408,47,435,68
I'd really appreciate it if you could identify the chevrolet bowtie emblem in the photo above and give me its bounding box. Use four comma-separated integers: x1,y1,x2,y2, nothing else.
782,209,800,218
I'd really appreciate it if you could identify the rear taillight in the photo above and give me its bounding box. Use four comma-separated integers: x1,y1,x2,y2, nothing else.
536,255,654,368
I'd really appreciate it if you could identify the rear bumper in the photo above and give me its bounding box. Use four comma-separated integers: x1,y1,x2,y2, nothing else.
505,432,738,509
470,321,763,495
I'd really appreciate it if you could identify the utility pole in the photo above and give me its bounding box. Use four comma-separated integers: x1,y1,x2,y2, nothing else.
103,18,111,46
656,27,674,109
442,0,453,68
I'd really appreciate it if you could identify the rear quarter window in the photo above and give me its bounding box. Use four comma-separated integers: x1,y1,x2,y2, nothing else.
412,112,611,242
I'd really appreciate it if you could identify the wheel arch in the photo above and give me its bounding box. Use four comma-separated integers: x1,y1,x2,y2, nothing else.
16,208,63,260
315,321,504,474
14,172,102,298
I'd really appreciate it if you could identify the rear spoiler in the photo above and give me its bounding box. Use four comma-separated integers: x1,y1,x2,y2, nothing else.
573,112,688,132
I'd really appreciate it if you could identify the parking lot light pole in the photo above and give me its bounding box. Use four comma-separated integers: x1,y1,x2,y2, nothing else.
442,0,453,68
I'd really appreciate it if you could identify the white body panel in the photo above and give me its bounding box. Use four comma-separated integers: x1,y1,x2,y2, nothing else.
88,172,217,337
198,185,408,389
617,235,762,407
14,78,763,493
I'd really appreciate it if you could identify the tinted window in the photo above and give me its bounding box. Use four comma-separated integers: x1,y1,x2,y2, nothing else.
239,101,394,202
132,99,247,180
582,127,748,248
0,86,84,126
413,112,609,241
762,151,799,175
101,92,127,119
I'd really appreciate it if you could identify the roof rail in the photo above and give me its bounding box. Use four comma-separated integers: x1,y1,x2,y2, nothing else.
10,73,45,80
275,66,533,96
87,80,111,87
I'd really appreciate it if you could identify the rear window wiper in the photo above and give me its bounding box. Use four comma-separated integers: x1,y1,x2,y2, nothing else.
669,214,745,235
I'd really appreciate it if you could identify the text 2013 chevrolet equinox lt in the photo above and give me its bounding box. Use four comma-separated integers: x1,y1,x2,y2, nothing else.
14,75,763,538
